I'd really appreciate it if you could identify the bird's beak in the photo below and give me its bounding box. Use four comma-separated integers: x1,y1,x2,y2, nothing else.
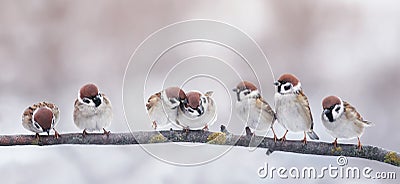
232,88,237,92
93,96,101,107
198,106,204,116
274,81,280,86
323,109,335,122
180,98,188,105
323,109,331,116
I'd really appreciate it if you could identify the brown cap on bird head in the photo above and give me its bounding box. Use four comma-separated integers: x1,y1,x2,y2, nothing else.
80,83,99,99
234,81,258,92
33,107,53,131
165,87,186,100
186,91,201,109
322,95,342,109
277,73,300,86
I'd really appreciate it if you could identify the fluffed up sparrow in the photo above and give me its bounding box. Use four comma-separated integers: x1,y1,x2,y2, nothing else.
176,90,217,131
22,101,60,139
73,83,112,136
321,95,373,150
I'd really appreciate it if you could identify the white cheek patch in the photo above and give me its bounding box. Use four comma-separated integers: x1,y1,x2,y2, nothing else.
185,107,201,117
332,111,340,120
280,83,292,94
249,90,260,98
239,90,248,100
79,97,96,107
168,99,180,109
322,113,329,121
80,96,103,107
161,91,176,108
33,122,43,132
88,100,96,107
332,104,344,119
292,82,302,93
241,90,260,99
77,92,102,107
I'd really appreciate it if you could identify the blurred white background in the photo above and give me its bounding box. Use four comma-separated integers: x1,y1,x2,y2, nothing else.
0,0,399,183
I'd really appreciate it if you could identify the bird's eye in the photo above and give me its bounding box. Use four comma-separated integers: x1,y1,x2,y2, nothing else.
83,98,90,104
188,109,194,113
244,91,250,95
284,85,291,91
335,106,341,112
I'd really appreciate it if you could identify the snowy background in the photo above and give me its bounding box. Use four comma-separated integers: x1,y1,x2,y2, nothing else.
0,1,399,183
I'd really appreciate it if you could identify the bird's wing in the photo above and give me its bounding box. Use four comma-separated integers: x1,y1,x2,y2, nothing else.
297,90,314,129
344,101,374,126
256,97,276,120
22,104,37,124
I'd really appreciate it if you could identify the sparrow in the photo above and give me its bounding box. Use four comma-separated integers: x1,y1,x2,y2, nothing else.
22,101,60,139
73,83,113,136
232,81,277,141
321,95,373,150
176,90,217,130
274,73,319,144
146,86,187,129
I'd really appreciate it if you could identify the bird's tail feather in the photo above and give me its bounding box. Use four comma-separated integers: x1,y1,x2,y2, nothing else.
307,130,319,140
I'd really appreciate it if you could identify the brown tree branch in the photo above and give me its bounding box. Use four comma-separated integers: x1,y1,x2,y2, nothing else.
0,125,398,167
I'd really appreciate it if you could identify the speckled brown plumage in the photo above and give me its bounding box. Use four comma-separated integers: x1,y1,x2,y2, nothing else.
22,102,60,138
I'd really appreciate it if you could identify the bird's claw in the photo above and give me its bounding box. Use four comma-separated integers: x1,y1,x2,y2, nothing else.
245,127,253,137
152,121,157,130
202,125,209,132
82,129,88,137
103,128,110,137
54,129,60,139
